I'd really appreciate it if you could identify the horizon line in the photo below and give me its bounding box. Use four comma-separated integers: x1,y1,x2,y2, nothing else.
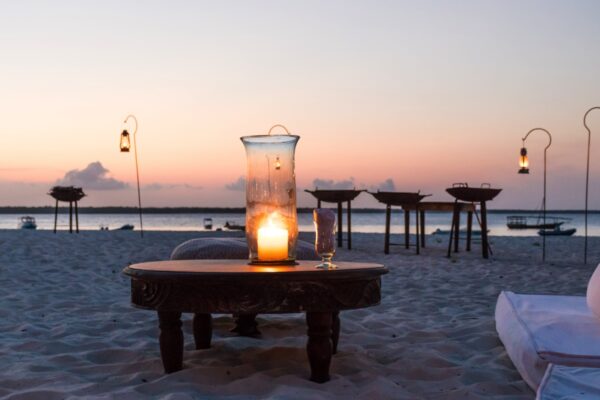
1,206,600,214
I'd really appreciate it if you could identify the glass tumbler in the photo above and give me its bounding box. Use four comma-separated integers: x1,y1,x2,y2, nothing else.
313,208,337,269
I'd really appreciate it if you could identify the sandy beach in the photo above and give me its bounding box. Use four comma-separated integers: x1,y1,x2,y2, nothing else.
0,229,597,399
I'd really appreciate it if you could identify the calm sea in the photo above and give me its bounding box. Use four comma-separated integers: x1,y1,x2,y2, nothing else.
3,211,600,236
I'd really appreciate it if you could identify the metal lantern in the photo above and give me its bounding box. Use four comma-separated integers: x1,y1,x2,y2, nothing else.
241,124,300,265
119,115,144,238
518,128,552,262
518,146,529,174
120,130,131,152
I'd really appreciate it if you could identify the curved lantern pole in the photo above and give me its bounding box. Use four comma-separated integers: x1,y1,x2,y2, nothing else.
122,115,144,238
520,128,552,262
583,107,600,264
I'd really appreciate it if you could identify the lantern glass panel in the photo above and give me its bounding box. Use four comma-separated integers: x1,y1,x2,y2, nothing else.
519,155,529,169
120,130,131,152
241,134,300,264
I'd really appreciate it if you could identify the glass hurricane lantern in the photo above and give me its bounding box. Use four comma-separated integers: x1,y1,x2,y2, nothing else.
241,125,300,265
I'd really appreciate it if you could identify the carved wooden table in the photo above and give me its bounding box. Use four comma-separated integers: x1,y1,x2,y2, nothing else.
123,260,387,383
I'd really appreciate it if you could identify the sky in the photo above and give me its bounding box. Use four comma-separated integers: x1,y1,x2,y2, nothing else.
1,0,600,209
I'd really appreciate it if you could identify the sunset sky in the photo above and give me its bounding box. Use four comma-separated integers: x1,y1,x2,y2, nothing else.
1,1,599,209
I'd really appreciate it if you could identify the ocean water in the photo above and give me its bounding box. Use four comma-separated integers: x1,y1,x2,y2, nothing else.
4,211,600,236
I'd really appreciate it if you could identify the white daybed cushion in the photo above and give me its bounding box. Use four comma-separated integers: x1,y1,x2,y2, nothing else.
495,291,600,390
537,364,600,400
586,264,600,320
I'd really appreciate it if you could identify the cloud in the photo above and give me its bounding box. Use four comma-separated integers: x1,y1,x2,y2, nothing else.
56,162,128,190
309,177,396,192
372,178,396,191
225,176,246,191
311,177,356,190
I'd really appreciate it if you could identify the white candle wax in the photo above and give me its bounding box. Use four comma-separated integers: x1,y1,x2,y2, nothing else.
257,225,289,261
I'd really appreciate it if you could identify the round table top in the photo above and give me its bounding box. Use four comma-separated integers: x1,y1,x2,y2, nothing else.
124,260,387,313
124,259,387,281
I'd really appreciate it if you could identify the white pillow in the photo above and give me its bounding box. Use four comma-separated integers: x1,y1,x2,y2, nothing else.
586,264,600,320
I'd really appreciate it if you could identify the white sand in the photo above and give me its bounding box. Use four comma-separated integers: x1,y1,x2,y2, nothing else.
0,229,598,399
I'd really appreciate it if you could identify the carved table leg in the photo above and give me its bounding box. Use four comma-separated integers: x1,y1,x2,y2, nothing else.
306,312,333,383
331,311,340,355
193,313,212,349
231,314,261,337
158,311,183,373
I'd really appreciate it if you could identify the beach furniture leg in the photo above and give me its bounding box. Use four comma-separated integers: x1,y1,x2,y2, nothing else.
454,207,460,253
447,202,459,258
384,205,391,254
193,313,212,349
481,201,489,259
331,312,340,354
337,202,343,248
69,201,73,233
466,211,473,251
75,201,79,233
53,199,58,233
420,209,426,248
158,311,183,373
306,312,333,383
404,210,410,249
231,314,260,337
415,209,420,255
347,200,351,250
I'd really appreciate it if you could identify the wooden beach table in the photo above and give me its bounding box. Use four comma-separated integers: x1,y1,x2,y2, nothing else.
367,191,429,255
48,186,86,233
123,260,387,383
400,201,476,254
446,186,502,259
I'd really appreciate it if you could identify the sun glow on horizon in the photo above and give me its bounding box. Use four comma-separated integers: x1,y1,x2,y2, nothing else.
0,1,599,208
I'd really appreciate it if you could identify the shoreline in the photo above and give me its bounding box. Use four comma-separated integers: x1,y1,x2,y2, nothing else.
2,207,600,214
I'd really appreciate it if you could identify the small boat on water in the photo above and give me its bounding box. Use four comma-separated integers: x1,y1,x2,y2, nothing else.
115,224,134,231
203,218,213,230
538,227,576,236
507,215,568,230
19,216,37,230
224,221,245,231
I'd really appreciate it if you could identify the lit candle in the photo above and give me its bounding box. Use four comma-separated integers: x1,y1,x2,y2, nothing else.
257,213,289,261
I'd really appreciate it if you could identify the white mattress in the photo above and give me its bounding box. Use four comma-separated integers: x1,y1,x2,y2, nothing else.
495,291,600,390
537,364,600,400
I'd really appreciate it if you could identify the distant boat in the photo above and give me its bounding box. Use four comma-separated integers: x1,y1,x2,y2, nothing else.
19,216,37,230
538,227,576,236
224,221,245,231
507,215,567,230
203,218,213,230
115,224,134,231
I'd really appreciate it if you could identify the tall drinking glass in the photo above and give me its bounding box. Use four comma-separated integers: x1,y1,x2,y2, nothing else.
313,208,336,269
